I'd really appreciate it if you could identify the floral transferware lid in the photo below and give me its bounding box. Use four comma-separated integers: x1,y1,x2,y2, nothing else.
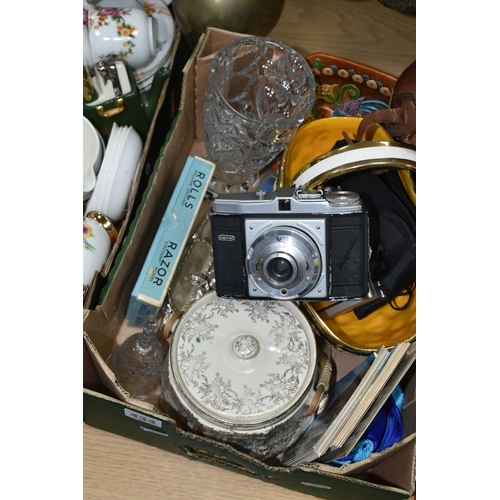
170,292,317,427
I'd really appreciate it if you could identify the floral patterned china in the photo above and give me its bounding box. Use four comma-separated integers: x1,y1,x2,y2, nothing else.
161,291,322,460
88,6,157,70
132,0,175,89
83,1,175,92
83,211,117,287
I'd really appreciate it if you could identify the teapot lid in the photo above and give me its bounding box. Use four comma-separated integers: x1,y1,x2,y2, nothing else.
170,291,317,427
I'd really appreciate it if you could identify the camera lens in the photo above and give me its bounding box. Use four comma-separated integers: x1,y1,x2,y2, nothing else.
246,226,322,299
267,257,294,283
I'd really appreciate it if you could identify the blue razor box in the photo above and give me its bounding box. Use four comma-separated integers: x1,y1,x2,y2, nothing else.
126,155,214,327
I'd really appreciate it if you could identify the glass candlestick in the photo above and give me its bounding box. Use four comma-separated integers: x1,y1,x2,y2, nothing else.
107,315,163,400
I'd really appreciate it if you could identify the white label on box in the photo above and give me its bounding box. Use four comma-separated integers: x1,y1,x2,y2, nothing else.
124,408,162,428
140,426,169,437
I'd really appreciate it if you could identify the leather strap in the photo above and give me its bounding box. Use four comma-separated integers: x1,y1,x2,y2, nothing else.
356,60,416,146
387,92,416,144
356,108,408,142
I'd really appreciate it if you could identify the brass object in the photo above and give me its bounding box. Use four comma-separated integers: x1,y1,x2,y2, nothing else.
278,125,416,203
96,98,125,118
290,140,416,191
83,66,97,103
302,302,417,356
171,0,282,48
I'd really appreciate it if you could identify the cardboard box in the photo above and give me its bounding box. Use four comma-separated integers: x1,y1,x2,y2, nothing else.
83,26,181,310
83,28,416,500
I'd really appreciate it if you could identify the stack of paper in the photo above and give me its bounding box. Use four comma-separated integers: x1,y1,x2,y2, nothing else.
281,342,416,466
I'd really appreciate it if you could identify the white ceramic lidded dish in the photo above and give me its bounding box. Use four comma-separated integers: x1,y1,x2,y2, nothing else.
161,291,320,461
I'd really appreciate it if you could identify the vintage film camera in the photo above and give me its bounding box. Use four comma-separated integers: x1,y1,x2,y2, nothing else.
209,187,371,301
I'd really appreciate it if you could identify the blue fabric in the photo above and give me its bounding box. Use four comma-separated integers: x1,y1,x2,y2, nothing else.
329,385,405,465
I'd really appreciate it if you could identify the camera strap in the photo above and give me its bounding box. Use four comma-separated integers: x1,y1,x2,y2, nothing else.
333,169,416,319
356,60,416,147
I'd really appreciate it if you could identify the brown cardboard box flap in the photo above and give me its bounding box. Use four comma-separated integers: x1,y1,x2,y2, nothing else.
84,329,163,414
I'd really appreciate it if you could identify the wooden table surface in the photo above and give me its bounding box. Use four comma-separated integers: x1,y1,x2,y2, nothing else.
83,1,415,498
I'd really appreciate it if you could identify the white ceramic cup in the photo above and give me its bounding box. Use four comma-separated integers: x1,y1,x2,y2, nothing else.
83,212,117,287
88,7,156,70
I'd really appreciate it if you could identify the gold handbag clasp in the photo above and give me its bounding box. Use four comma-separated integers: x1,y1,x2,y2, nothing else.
96,98,125,118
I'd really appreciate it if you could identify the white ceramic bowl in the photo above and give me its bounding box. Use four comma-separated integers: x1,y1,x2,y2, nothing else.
105,125,143,221
83,116,103,201
85,123,143,222
85,123,122,219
